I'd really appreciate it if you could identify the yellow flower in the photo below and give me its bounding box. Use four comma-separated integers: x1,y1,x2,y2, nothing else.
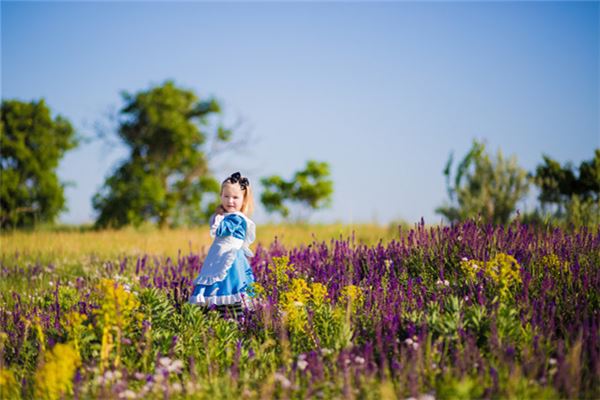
273,256,295,286
94,279,140,371
95,279,140,327
280,278,311,333
0,367,19,399
248,282,266,298
62,311,88,354
34,342,81,400
541,254,569,273
310,282,328,307
339,284,364,313
460,253,522,301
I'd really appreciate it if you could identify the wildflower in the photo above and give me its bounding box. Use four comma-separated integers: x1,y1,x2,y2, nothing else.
281,278,311,333
119,390,137,399
297,359,308,371
34,342,81,400
274,372,292,389
248,282,266,298
134,372,146,380
321,348,333,356
172,382,183,393
104,370,115,382
169,360,184,373
354,356,365,365
310,282,328,306
159,357,171,367
459,253,522,301
404,337,419,350
0,368,19,399
273,256,295,286
339,284,364,313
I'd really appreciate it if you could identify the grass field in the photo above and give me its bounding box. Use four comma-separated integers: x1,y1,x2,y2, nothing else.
1,221,598,399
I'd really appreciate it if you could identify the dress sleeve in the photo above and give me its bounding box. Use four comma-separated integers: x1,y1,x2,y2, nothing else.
216,214,246,240
209,214,224,238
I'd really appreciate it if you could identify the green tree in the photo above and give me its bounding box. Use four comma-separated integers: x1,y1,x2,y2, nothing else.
531,149,599,227
436,140,530,225
1,99,78,229
261,160,333,220
93,81,231,228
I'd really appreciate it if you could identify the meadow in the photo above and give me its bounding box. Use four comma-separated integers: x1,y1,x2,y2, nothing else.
0,221,598,399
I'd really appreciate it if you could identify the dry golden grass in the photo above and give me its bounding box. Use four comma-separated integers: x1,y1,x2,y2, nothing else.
0,223,401,261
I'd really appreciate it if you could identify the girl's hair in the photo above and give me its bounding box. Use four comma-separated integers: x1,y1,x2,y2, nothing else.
222,172,254,215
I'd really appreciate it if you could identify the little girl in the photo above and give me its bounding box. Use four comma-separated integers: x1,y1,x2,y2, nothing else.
189,172,256,316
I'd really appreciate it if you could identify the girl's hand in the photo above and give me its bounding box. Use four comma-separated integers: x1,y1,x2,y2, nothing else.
216,205,226,215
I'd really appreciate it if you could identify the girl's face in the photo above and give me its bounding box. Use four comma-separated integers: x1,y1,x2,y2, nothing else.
220,183,245,213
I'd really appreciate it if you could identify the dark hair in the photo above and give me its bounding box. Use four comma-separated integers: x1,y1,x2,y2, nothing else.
223,172,249,190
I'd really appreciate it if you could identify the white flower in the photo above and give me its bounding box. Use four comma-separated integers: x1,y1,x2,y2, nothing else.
168,360,184,373
297,359,308,371
186,381,200,393
119,390,137,399
461,257,468,262
354,356,365,365
321,348,333,356
172,382,183,393
549,358,557,365
405,338,414,346
274,372,292,389
158,357,171,367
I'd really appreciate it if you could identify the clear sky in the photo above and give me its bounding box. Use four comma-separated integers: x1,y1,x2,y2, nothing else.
2,1,599,225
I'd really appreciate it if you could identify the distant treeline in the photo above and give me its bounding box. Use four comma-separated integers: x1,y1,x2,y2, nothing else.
1,81,598,230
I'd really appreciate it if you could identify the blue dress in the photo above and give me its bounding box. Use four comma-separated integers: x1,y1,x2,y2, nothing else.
189,212,256,308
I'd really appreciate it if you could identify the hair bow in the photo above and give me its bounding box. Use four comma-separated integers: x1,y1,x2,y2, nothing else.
226,172,249,189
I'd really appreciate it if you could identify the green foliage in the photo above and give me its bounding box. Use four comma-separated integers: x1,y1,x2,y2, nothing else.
0,99,78,229
261,160,333,220
437,140,530,224
530,149,600,228
93,81,228,228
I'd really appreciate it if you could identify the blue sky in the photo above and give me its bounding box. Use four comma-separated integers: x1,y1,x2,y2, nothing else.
2,1,599,225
